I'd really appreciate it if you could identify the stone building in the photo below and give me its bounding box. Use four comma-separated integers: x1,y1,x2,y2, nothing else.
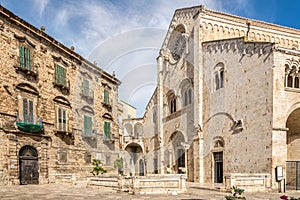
122,5,300,192
0,5,120,185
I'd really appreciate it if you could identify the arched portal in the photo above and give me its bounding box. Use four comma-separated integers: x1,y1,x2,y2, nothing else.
19,145,39,185
166,131,186,174
286,108,300,190
125,143,143,176
286,108,300,160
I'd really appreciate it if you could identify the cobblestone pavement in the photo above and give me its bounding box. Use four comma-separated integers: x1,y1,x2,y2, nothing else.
0,182,300,200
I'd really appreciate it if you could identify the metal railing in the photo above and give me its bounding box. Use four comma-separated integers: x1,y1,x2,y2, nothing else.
81,88,94,99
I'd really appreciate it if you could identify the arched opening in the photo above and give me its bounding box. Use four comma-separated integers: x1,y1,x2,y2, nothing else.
124,123,133,142
125,143,143,176
134,122,143,139
139,159,145,176
166,131,186,174
19,145,39,185
286,108,300,190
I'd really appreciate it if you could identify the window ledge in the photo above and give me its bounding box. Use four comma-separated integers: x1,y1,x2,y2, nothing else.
285,87,300,93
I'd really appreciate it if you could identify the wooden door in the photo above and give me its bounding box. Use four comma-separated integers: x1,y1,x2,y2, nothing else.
20,157,39,185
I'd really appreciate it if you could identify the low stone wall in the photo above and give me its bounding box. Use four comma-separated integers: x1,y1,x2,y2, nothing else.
224,173,271,192
88,174,187,194
133,174,187,194
89,175,119,188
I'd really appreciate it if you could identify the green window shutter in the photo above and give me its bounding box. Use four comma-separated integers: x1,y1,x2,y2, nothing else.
104,122,111,139
27,48,32,70
56,64,66,85
84,115,92,136
104,90,109,104
83,79,89,96
19,46,25,68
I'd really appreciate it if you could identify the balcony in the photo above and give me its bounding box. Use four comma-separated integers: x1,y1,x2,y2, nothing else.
124,135,143,143
104,133,114,142
81,88,94,100
16,114,43,133
53,76,70,93
102,99,112,110
14,61,38,80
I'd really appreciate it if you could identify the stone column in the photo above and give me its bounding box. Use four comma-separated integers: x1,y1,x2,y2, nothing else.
157,54,165,174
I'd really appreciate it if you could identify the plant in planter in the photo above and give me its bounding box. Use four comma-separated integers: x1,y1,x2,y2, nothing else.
225,186,246,200
114,157,124,175
90,159,107,176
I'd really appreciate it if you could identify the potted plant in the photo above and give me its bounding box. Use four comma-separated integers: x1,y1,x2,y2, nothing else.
90,159,107,176
114,158,124,175
225,186,246,200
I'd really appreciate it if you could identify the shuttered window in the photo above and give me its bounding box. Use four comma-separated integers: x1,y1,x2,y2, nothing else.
83,79,89,96
58,108,67,131
55,64,66,86
19,46,32,70
104,121,111,140
23,98,34,123
84,115,92,136
104,89,109,104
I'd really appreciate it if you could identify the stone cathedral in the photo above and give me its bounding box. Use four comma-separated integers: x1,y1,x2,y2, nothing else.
2,3,300,193
122,5,300,192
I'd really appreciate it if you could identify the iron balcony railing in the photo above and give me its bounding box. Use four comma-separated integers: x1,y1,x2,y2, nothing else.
16,114,43,133
81,88,94,99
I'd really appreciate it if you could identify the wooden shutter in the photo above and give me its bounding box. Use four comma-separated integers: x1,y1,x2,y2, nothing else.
23,98,34,123
104,122,111,139
23,98,28,122
63,109,66,131
56,65,66,85
19,46,25,68
28,99,34,123
83,79,89,96
84,115,92,136
104,90,109,104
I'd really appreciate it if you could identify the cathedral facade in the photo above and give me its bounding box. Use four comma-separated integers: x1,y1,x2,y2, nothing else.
122,5,300,192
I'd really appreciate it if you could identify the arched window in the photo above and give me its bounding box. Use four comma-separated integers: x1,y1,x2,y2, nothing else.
168,92,176,114
214,63,225,90
285,65,299,88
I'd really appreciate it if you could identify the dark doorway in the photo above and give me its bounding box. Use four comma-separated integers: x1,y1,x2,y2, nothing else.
177,149,185,174
139,159,144,176
214,152,223,183
286,161,300,190
19,146,39,185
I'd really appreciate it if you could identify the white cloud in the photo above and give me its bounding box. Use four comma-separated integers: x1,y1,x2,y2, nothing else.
27,0,250,117
33,0,49,17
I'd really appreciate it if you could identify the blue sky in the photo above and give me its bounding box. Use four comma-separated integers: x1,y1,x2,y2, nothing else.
1,0,300,117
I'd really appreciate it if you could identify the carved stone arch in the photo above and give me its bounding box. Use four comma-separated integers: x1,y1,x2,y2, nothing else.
207,23,213,31
53,96,71,107
81,105,94,114
219,25,224,33
16,83,39,96
201,21,207,29
235,29,240,36
213,136,225,149
52,55,69,67
102,113,113,120
271,36,275,43
240,30,245,36
213,24,218,31
266,35,271,42
79,68,93,80
224,26,229,34
14,34,36,48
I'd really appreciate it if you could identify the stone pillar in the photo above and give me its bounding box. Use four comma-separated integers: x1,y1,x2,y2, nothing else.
271,128,288,191
157,54,165,174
